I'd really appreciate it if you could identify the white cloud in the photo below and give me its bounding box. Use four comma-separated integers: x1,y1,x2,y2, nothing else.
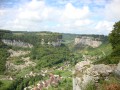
105,0,120,20
61,3,90,20
74,19,93,26
18,1,47,20
0,10,5,15
0,0,118,35
1,0,92,33
95,21,114,34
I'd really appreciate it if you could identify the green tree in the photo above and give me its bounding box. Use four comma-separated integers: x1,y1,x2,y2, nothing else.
109,21,120,49
109,21,120,56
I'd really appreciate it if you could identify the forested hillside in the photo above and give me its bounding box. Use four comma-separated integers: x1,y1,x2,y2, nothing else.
0,30,73,90
95,21,120,64
31,45,71,68
3,31,62,46
0,29,117,90
0,30,10,74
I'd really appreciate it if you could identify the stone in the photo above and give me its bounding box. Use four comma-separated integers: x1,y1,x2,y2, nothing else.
2,39,33,48
75,61,91,71
73,61,115,90
74,36,102,48
114,62,120,76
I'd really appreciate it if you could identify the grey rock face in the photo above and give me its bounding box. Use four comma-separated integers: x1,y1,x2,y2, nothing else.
52,40,62,47
74,36,102,48
2,39,33,48
73,61,115,90
41,38,62,47
115,62,120,76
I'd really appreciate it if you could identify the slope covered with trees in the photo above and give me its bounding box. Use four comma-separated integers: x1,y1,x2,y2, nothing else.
0,29,112,90
0,30,10,74
95,21,120,64
109,21,120,56
31,45,71,69
3,31,62,46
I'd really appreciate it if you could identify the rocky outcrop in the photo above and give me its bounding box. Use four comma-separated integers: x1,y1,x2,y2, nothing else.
24,73,61,90
6,50,36,71
74,36,102,48
2,39,33,48
8,49,30,57
6,57,36,71
41,39,62,47
114,62,120,76
73,61,116,90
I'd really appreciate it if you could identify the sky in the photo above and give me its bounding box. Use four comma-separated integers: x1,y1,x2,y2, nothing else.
0,0,120,35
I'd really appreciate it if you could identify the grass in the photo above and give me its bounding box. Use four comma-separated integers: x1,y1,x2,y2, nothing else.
84,81,96,90
9,56,25,65
83,74,120,90
10,45,31,51
53,70,72,77
82,42,112,56
98,74,120,90
47,78,72,90
14,59,25,65
16,66,36,77
94,55,120,64
0,80,12,90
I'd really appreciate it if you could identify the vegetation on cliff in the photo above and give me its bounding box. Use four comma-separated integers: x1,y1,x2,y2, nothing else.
31,44,71,69
95,21,120,64
0,29,116,90
0,30,10,74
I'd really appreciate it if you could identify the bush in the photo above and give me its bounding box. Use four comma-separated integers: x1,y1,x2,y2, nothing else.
84,81,96,90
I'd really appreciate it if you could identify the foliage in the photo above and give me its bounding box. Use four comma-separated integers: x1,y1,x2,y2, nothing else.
84,81,96,90
7,75,43,90
53,70,72,77
108,21,120,63
62,33,108,44
48,78,72,90
13,59,25,65
109,21,120,51
84,74,120,90
0,80,12,90
98,74,120,90
95,55,120,64
95,21,120,64
0,48,9,74
0,30,11,39
0,81,3,87
0,30,10,74
30,45,71,69
3,31,62,46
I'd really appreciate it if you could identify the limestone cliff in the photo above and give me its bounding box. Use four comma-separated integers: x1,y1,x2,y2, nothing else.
41,38,62,47
2,39,33,48
74,36,102,48
73,61,118,90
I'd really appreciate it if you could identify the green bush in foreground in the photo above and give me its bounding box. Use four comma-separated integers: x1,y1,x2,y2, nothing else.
84,81,96,90
108,21,120,64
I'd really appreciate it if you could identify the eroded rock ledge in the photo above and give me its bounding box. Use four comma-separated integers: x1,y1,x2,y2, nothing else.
74,36,102,48
2,39,33,48
73,61,119,90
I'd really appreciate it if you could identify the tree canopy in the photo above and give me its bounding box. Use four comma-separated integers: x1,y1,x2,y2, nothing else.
109,21,120,49
109,21,120,56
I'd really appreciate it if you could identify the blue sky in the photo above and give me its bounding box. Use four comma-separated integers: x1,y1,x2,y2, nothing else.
0,0,120,35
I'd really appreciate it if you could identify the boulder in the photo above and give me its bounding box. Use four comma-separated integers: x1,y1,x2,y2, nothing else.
73,61,115,90
74,36,102,48
115,62,120,76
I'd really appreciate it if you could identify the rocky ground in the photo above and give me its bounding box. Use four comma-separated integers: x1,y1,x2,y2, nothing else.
73,60,120,90
6,49,36,71
0,49,36,81
2,49,72,90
